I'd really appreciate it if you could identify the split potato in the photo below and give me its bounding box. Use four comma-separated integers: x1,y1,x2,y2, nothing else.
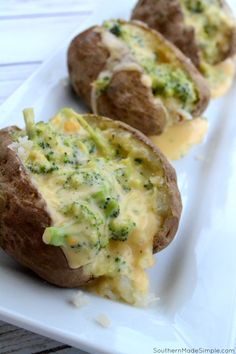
132,0,236,96
0,108,182,305
68,20,210,135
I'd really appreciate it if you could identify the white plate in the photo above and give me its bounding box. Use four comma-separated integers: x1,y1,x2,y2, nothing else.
1,1,236,352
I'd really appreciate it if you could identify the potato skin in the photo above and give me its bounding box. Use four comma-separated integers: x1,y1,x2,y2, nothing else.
96,70,167,135
68,27,109,108
68,22,210,135
0,116,182,287
132,0,236,66
132,0,200,67
0,127,89,288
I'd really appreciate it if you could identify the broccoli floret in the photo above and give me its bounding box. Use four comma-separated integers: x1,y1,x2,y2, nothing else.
109,219,136,241
93,191,120,218
110,24,122,37
103,20,123,37
65,170,105,189
184,0,205,13
64,201,104,228
27,163,59,174
114,168,131,192
95,76,110,94
45,201,107,250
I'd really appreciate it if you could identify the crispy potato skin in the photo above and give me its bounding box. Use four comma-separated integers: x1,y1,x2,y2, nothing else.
0,117,182,287
68,23,210,135
132,0,236,66
0,127,90,288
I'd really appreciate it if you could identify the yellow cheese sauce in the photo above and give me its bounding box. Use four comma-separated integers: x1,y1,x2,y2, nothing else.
84,190,158,305
149,118,208,160
203,59,236,98
12,109,165,306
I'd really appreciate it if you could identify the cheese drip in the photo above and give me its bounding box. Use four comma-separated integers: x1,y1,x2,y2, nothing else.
149,118,208,160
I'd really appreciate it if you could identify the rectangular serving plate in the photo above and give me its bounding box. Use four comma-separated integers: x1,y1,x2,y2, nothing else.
0,1,236,353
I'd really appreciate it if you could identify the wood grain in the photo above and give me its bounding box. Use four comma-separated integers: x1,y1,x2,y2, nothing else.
0,321,88,353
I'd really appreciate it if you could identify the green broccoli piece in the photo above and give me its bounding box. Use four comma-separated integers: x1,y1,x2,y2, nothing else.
59,108,112,157
43,223,73,247
95,76,110,94
23,108,35,139
184,0,205,13
93,190,120,218
109,24,122,37
109,218,136,241
114,168,131,192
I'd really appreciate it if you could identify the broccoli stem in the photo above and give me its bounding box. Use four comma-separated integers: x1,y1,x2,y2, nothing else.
93,190,120,217
59,108,111,156
43,222,77,247
23,108,35,139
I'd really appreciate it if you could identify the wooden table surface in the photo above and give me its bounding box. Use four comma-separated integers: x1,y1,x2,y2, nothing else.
0,1,94,352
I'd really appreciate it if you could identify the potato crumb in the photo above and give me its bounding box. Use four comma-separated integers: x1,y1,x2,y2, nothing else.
95,314,111,328
135,292,160,307
8,136,33,161
71,291,89,308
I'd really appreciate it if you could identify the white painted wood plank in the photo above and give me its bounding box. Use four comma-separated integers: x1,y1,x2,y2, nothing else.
0,63,40,81
0,13,90,64
0,63,40,105
0,0,93,16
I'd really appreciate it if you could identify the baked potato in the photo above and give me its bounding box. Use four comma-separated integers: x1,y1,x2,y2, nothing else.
132,0,236,66
0,108,182,305
132,0,236,97
68,19,210,136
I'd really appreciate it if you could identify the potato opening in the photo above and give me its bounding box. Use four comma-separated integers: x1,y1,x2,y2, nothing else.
10,108,173,306
180,0,236,65
95,20,199,123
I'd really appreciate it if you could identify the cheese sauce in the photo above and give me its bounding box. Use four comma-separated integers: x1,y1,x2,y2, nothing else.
149,118,208,160
11,108,168,306
202,59,236,98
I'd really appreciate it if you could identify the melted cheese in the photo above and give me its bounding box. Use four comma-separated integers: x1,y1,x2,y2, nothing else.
207,59,236,98
85,190,158,305
13,111,163,306
149,118,208,160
